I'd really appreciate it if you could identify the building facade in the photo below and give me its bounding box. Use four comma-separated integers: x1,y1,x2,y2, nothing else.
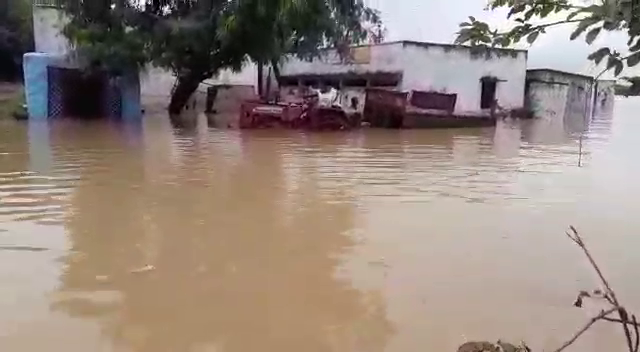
525,69,615,123
525,69,596,121
276,41,528,117
24,2,141,120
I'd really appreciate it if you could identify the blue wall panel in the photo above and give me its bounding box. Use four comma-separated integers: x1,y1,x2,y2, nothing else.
23,53,50,120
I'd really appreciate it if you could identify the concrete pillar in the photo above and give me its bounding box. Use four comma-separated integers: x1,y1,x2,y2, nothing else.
121,73,142,121
23,53,50,120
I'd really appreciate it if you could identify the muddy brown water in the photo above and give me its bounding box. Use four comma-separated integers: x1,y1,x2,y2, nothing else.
0,99,639,352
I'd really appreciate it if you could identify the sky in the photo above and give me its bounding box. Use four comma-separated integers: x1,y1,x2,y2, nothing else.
369,0,631,79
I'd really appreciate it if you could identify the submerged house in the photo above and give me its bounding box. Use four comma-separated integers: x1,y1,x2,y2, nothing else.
276,41,528,120
23,1,141,120
525,69,615,121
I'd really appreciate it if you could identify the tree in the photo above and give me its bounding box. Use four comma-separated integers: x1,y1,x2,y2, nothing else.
0,0,33,81
455,0,640,94
60,0,382,114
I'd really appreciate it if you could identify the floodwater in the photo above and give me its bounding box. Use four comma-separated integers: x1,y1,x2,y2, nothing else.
0,99,639,352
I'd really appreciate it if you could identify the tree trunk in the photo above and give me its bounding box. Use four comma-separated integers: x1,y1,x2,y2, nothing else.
270,59,281,86
257,62,264,99
168,73,203,115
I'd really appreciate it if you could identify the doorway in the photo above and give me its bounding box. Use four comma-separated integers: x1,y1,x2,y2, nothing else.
480,77,498,109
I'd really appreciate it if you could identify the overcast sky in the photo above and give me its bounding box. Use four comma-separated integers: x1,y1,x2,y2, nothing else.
370,0,630,79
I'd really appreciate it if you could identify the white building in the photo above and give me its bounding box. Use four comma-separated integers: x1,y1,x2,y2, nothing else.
525,69,614,123
139,41,528,117
275,41,528,117
32,3,70,55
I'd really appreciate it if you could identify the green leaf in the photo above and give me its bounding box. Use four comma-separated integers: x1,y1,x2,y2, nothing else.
469,16,476,22
615,61,624,76
585,27,601,44
540,5,554,18
567,10,581,21
627,52,640,67
570,18,599,41
587,47,610,65
455,31,471,44
524,9,535,21
526,31,539,44
606,56,624,76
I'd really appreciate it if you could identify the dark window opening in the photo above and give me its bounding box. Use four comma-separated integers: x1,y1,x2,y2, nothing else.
322,80,340,89
480,78,497,109
370,78,399,87
350,96,359,109
60,68,106,118
343,78,368,87
279,77,298,86
302,79,317,87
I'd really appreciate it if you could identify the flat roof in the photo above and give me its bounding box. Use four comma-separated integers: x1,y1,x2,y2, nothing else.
313,40,528,56
527,68,594,82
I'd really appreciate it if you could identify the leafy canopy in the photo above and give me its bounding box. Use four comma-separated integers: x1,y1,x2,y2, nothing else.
455,0,640,93
0,0,33,80
59,0,382,78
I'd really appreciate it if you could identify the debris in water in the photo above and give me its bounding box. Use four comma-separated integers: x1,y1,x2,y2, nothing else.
368,256,390,268
95,275,109,282
0,245,48,252
130,264,155,274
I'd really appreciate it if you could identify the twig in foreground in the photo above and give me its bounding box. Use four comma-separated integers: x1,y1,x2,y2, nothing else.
566,226,635,352
553,307,619,352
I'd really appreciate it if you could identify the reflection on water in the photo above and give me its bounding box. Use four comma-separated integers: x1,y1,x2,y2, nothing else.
0,99,637,352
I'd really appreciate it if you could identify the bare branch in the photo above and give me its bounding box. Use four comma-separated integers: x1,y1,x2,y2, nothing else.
601,316,640,328
566,226,635,352
530,18,584,31
633,315,639,352
567,226,614,300
553,307,620,352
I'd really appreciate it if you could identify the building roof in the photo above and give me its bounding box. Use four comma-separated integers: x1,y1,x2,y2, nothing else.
526,68,594,82
343,40,527,56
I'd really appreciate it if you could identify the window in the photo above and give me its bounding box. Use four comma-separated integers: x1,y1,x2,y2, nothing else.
480,77,498,109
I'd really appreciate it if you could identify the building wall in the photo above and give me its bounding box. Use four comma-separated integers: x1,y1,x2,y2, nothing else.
32,7,70,55
526,70,594,120
140,67,176,97
399,43,527,116
23,52,141,120
140,64,258,100
526,81,569,120
279,43,406,77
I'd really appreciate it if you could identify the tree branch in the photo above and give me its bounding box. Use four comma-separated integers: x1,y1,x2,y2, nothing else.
602,316,640,327
566,226,635,352
553,307,620,352
530,18,584,31
633,314,639,352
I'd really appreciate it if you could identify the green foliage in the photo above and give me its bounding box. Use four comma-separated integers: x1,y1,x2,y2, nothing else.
60,0,382,78
0,84,25,118
59,0,381,112
455,0,640,78
60,0,151,75
0,0,33,81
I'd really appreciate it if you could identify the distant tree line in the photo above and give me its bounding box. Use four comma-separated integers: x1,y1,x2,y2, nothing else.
0,0,33,82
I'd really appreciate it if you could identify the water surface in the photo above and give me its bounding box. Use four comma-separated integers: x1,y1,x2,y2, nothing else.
0,99,639,352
